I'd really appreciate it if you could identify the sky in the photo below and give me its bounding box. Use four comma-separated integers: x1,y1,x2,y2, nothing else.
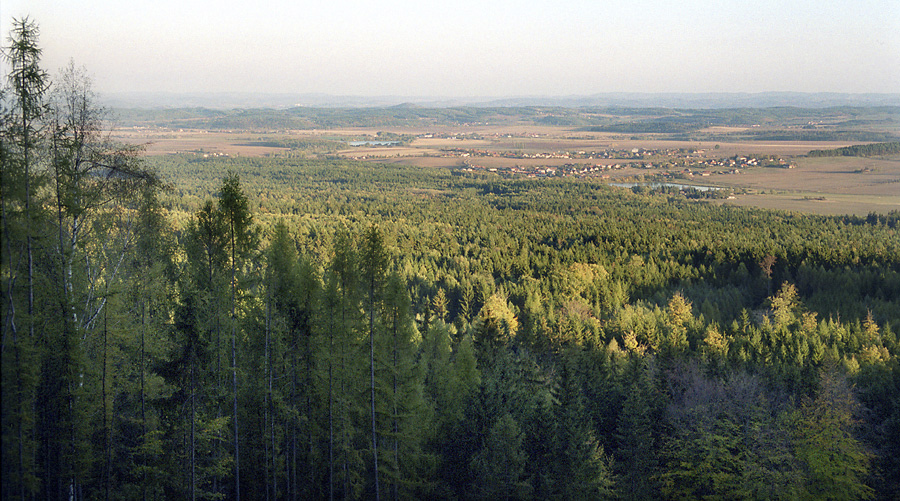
2,0,899,97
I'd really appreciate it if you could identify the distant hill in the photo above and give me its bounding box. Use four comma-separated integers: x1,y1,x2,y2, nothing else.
107,104,900,142
101,92,900,110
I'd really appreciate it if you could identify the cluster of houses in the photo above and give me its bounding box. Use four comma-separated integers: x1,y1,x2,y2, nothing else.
168,150,231,159
454,147,795,181
689,155,794,170
460,162,616,178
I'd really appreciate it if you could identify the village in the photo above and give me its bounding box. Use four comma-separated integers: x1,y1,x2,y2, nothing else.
448,143,795,181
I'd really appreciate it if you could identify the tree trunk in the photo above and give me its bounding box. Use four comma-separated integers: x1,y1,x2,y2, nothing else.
102,308,110,501
140,299,147,501
232,321,240,501
190,351,196,501
392,318,399,501
231,220,241,501
369,289,380,501
328,323,335,501
264,295,271,501
21,55,34,347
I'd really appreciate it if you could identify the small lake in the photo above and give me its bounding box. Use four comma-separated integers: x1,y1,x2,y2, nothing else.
348,140,401,146
611,182,723,192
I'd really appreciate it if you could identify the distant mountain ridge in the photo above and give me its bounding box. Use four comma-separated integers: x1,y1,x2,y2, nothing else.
101,91,900,110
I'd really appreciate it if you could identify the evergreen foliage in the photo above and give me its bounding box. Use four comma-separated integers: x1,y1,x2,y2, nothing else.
808,141,900,157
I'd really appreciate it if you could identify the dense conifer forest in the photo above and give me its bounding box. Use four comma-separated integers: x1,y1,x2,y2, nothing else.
3,18,900,500
808,141,900,158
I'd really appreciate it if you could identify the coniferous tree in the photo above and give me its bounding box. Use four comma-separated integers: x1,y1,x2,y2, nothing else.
267,220,322,498
1,19,49,498
217,172,257,501
263,221,295,499
51,62,161,499
359,224,389,499
4,15,48,341
169,199,230,499
421,319,455,427
123,185,177,500
6,20,900,498
379,272,428,499
549,359,616,499
615,357,660,500
792,366,873,500
473,293,518,361
469,413,532,500
322,229,366,499
659,365,744,499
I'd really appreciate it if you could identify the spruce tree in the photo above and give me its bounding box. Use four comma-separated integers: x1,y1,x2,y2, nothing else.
380,272,427,499
217,172,258,500
359,224,389,499
615,357,660,500
550,360,616,499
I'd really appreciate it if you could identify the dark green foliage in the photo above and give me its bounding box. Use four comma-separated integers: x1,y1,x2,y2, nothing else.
791,366,874,500
615,358,662,500
469,413,532,499
660,364,805,500
808,141,900,157
548,360,615,499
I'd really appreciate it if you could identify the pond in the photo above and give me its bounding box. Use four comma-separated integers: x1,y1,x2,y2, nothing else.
610,182,723,192
348,140,401,146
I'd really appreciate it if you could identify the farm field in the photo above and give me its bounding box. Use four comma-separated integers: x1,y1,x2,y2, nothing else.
711,156,900,214
113,121,900,216
720,192,899,215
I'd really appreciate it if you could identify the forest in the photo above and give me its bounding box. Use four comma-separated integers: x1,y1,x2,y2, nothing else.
808,142,900,158
4,18,900,500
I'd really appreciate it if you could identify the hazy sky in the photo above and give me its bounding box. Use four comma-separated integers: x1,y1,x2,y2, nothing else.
2,0,899,97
